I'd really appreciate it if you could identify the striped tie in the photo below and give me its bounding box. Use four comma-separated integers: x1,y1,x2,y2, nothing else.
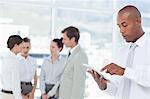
122,43,138,99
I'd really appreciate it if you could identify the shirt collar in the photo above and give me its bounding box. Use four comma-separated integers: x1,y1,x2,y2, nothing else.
69,44,79,54
136,33,148,47
129,33,147,48
49,54,62,61
18,53,30,60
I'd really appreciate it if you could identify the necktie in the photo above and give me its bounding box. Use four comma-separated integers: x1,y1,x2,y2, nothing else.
68,51,71,58
122,43,138,99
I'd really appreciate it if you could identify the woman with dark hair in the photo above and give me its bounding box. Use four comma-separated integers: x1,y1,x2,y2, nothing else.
1,35,23,99
40,38,65,99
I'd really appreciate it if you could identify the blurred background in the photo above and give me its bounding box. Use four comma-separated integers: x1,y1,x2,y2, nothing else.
0,0,150,99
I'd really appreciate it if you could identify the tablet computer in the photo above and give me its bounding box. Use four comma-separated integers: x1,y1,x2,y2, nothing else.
83,64,111,81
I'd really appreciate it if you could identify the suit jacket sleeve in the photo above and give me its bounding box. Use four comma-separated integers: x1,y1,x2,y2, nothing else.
70,56,88,99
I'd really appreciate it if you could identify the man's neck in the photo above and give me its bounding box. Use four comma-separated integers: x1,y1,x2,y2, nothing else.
70,43,77,49
21,54,28,59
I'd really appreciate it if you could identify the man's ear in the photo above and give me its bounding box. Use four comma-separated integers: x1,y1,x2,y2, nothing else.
71,37,75,42
135,17,141,26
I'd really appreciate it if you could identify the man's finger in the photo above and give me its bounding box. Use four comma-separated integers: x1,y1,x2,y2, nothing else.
87,70,95,77
101,65,109,72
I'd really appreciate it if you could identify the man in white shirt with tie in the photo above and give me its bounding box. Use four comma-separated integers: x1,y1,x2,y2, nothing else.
89,5,150,99
1,35,23,99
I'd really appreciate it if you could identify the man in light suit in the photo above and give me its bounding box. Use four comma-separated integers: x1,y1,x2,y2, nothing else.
59,26,88,99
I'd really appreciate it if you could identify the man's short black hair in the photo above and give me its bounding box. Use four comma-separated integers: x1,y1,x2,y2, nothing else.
23,37,30,43
119,5,141,18
61,26,80,43
7,35,23,50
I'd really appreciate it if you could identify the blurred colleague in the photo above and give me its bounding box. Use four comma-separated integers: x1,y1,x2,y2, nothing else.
59,26,88,99
40,38,65,99
18,37,37,99
89,5,150,99
1,35,23,99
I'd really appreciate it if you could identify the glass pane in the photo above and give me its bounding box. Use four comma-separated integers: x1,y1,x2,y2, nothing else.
0,1,52,53
55,0,113,11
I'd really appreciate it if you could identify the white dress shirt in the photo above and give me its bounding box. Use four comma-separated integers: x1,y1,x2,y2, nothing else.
105,33,150,99
40,55,65,94
1,51,22,99
18,54,37,82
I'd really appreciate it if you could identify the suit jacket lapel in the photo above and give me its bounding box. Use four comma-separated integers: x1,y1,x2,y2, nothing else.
65,45,81,66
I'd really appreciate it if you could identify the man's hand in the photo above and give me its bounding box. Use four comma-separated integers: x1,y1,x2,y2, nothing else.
88,70,107,90
101,63,125,76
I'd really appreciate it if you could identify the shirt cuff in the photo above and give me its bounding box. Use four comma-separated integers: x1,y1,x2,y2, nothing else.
103,82,113,94
124,67,135,80
102,82,117,97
